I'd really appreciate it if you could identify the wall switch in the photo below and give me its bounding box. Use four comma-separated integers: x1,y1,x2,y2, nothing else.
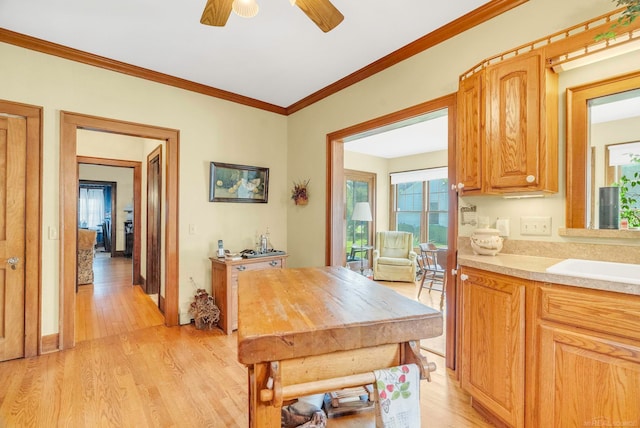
48,226,58,240
188,223,196,235
520,216,552,236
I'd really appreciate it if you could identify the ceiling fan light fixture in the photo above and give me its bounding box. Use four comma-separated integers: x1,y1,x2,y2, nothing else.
232,0,259,18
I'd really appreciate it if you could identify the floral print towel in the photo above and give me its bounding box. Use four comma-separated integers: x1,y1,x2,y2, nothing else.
373,363,420,428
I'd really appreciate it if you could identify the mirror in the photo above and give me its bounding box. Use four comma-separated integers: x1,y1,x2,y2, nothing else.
566,70,640,230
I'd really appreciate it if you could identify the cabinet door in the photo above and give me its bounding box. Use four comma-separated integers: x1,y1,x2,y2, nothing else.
456,71,484,194
461,268,525,428
537,323,640,428
486,52,541,191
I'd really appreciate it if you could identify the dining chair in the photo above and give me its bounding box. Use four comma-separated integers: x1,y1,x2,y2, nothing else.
417,243,446,311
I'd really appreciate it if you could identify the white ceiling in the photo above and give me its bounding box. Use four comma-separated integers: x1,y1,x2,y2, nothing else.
345,110,449,158
0,0,490,108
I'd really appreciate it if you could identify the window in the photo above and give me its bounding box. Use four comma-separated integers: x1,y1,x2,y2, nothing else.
78,187,105,229
391,167,448,247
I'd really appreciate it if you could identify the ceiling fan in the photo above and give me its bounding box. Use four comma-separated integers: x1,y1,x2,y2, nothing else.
200,0,344,33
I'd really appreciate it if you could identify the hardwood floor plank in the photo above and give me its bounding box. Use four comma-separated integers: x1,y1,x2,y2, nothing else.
0,259,492,427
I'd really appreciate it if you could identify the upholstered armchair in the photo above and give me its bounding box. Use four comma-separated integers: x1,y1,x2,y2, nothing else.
372,231,417,282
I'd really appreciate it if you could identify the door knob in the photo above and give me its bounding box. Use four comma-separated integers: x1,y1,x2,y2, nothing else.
7,257,19,270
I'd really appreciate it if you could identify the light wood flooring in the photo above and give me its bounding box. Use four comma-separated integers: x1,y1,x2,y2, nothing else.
0,260,491,427
75,253,164,342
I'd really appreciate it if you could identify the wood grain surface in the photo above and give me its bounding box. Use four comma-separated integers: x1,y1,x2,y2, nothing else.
237,266,442,365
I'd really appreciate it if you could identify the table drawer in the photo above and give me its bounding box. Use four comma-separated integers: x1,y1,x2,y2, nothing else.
539,284,640,341
232,258,283,274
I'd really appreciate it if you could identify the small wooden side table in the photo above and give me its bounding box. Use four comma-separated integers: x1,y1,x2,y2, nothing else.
210,254,287,334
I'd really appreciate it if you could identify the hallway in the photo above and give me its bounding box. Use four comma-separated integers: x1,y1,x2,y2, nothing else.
75,253,164,342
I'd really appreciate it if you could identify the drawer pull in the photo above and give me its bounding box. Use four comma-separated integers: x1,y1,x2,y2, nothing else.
269,261,278,267
236,265,247,271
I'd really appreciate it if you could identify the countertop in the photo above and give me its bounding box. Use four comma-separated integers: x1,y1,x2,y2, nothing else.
458,253,640,296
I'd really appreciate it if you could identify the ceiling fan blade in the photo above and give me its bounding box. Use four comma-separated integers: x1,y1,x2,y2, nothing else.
295,0,344,33
200,0,234,26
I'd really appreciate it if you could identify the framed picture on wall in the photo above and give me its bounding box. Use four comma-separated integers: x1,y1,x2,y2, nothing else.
209,162,269,203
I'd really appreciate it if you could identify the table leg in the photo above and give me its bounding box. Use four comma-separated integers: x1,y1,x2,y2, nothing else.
248,363,280,428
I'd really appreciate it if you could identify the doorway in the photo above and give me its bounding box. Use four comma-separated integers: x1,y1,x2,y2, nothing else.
345,170,376,273
146,145,162,306
79,180,116,257
327,93,458,370
60,111,179,350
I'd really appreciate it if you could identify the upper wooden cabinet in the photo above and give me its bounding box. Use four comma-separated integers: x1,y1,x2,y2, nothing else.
457,71,484,193
456,51,558,195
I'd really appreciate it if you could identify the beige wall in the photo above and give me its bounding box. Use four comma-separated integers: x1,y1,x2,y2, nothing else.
2,0,639,334
0,42,287,333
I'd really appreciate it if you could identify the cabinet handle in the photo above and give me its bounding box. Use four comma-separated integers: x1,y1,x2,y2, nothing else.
236,265,246,271
526,175,535,183
460,273,469,281
269,261,278,267
457,183,464,190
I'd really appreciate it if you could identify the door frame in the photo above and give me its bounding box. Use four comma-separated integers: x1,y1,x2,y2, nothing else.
60,111,179,350
0,99,42,358
326,93,458,370
77,158,142,282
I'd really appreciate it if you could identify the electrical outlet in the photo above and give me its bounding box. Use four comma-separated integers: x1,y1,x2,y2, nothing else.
48,226,58,240
520,216,552,236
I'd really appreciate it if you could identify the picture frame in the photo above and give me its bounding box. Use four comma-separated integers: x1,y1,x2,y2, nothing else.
209,162,269,203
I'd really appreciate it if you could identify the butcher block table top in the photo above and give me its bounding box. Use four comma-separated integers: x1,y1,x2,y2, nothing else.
237,266,443,365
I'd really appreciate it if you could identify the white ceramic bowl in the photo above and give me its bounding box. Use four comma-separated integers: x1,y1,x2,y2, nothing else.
470,228,504,256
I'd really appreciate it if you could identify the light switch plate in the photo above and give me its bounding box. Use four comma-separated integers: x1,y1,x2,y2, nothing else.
520,216,552,236
496,218,510,237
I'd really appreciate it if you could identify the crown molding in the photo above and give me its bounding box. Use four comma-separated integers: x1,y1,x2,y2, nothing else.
0,0,526,116
0,27,287,115
285,0,527,114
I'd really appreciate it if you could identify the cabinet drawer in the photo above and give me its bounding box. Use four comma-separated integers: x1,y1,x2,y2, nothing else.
539,285,640,342
231,259,284,282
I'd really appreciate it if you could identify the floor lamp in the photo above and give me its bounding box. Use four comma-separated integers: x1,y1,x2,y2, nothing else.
351,202,372,275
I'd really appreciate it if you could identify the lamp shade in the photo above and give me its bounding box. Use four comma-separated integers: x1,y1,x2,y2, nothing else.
352,202,372,222
232,0,259,18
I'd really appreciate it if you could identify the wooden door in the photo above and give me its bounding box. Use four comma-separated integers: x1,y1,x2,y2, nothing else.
146,146,162,297
456,71,484,194
486,52,541,191
460,267,525,428
0,117,27,361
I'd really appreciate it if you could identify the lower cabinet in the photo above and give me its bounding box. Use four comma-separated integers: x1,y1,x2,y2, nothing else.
535,285,640,428
460,267,526,428
460,266,640,428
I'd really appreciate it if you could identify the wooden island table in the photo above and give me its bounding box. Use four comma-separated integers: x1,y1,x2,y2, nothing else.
237,266,443,427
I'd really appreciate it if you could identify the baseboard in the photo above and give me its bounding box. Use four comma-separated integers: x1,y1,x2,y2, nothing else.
41,333,59,354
